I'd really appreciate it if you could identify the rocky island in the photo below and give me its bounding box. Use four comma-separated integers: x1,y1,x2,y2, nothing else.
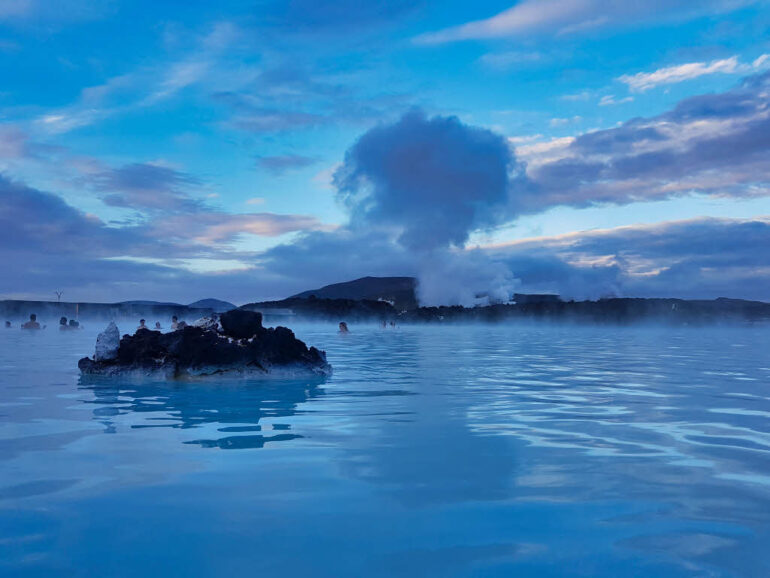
78,310,331,378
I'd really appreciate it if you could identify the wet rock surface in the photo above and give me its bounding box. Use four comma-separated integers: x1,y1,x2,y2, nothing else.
78,311,331,378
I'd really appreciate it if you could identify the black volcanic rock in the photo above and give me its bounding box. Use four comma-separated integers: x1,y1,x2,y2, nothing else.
219,309,263,339
78,311,331,378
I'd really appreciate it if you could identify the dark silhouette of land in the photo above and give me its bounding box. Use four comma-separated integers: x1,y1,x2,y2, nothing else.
241,294,770,324
244,277,770,325
292,276,418,311
3,278,769,325
0,298,234,322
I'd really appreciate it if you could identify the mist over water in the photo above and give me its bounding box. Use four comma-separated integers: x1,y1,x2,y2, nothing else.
1,322,769,577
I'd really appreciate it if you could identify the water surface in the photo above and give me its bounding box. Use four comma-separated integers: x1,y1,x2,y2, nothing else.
1,322,769,577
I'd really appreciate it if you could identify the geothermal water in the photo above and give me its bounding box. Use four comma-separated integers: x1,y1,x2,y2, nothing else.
1,321,769,577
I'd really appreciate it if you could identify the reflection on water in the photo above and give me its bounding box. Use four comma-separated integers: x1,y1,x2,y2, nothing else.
0,322,769,577
80,377,325,449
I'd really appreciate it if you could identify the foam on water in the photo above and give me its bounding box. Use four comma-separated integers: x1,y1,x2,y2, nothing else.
0,321,769,577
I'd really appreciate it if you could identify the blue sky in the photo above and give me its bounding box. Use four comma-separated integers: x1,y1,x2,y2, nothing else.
2,0,770,304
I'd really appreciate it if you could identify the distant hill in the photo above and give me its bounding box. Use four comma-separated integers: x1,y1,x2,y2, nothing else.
120,300,181,307
292,276,418,311
0,299,214,322
188,298,236,312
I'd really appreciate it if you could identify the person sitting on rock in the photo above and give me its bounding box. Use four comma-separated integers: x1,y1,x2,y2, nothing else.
338,321,349,333
171,316,179,331
21,314,41,330
137,319,148,332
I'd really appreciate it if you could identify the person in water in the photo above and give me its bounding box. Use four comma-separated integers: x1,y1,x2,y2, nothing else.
5,321,11,328
59,316,69,330
171,316,179,331
155,321,162,330
338,321,349,333
21,314,41,330
137,319,147,331
68,319,80,329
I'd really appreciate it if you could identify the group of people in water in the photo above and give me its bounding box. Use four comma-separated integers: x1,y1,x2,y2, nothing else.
135,316,186,333
135,317,182,332
7,313,187,332
59,316,82,330
9,314,392,335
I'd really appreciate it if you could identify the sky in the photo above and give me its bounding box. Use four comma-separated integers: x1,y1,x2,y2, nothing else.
1,0,770,305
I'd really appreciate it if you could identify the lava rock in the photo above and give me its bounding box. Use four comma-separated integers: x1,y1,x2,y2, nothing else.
219,309,263,339
78,311,331,378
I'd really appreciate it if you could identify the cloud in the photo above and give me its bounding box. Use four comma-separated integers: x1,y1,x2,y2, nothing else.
212,91,327,133
334,109,524,251
619,54,769,92
598,95,633,106
487,217,770,301
158,212,327,245
256,155,317,175
92,162,203,211
550,116,582,127
513,71,770,212
0,125,30,159
0,173,331,302
415,0,759,44
0,174,124,256
31,21,247,135
258,110,529,306
258,87,770,305
261,111,530,305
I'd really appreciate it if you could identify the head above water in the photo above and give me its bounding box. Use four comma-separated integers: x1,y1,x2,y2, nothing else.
29,314,36,321
4,321,10,328
60,316,67,325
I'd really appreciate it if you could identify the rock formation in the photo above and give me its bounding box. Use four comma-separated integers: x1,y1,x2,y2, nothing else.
78,311,331,378
94,321,120,361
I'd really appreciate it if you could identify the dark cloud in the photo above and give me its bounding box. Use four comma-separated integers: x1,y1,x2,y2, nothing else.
231,110,325,133
0,174,328,303
257,111,525,305
212,91,326,133
489,218,770,301
94,163,203,211
262,229,415,286
335,109,525,251
256,154,317,175
518,71,770,212
0,174,121,255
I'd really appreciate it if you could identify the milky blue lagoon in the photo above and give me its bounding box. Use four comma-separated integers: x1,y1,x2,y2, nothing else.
1,322,769,577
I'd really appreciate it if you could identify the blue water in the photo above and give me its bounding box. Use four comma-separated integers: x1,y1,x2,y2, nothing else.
1,322,769,577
